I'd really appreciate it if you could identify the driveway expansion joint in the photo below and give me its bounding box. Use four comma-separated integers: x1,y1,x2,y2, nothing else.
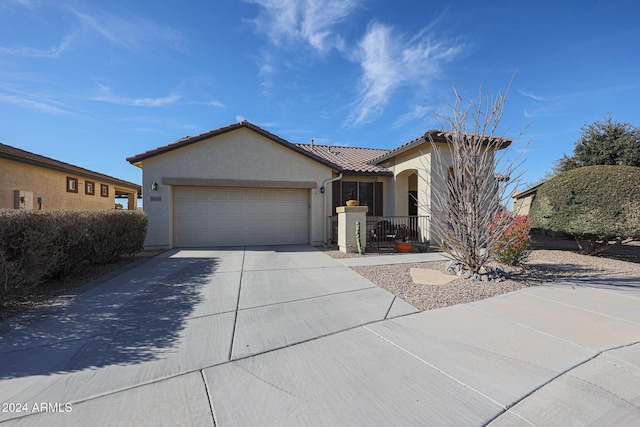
362,325,506,409
466,304,597,353
383,296,396,320
228,248,246,362
524,290,640,327
236,285,379,312
200,369,219,426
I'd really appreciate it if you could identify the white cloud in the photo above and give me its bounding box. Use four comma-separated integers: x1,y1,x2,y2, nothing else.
73,9,185,53
393,104,431,128
92,85,182,107
0,92,72,115
247,0,361,51
348,23,396,125
0,33,75,58
200,100,225,108
259,63,277,76
2,0,40,10
519,90,548,102
348,22,465,125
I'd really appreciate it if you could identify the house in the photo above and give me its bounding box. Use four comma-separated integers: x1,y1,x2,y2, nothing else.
1,143,141,211
127,120,511,249
512,182,544,215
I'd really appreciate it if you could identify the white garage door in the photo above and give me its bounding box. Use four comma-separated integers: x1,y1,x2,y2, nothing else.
173,187,309,247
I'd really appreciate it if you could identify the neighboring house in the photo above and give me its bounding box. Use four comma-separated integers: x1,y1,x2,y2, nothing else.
1,143,141,211
127,120,511,249
512,182,544,215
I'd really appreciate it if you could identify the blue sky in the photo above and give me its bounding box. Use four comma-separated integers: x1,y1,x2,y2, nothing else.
1,0,639,190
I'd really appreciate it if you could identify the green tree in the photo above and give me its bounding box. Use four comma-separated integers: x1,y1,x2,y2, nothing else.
555,114,640,172
530,165,640,255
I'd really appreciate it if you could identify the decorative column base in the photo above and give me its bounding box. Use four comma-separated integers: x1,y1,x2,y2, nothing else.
336,206,368,253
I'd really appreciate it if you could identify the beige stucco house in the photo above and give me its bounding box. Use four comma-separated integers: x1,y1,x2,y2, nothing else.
1,143,141,211
512,182,544,215
127,120,511,249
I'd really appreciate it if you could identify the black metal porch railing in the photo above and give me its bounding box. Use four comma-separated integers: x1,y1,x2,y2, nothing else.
328,215,429,251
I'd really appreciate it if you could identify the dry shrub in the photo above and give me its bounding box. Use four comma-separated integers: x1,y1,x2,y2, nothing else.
0,210,147,293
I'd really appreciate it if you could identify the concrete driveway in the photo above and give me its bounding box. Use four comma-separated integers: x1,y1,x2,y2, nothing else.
0,245,417,425
1,246,640,426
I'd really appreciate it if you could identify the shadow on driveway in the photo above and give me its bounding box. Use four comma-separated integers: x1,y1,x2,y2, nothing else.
0,257,219,380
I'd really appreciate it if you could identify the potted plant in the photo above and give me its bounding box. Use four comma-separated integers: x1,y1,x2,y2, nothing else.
346,189,359,206
394,224,412,253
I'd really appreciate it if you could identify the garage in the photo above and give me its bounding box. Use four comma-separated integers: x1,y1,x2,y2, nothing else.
173,186,309,247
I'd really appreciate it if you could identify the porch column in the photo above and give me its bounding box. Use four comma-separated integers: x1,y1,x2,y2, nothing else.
127,192,138,210
394,175,409,216
417,168,430,242
336,206,368,253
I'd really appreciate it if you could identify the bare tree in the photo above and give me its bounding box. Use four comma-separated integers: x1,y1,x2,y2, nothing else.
427,82,527,274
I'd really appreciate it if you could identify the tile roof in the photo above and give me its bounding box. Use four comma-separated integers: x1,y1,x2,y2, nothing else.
294,144,391,174
127,121,511,177
0,142,141,191
127,121,343,171
372,130,512,164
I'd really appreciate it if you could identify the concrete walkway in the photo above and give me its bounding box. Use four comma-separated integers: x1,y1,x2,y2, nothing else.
1,247,640,425
336,251,449,267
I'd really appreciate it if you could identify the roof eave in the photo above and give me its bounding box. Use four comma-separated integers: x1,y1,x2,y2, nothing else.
127,121,342,172
340,170,393,177
373,130,513,165
1,149,140,191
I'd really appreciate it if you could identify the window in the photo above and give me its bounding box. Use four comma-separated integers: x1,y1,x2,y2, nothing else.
333,181,383,216
101,184,109,197
67,177,78,193
85,180,95,195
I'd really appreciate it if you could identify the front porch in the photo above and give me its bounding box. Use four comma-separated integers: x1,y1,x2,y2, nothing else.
329,215,430,252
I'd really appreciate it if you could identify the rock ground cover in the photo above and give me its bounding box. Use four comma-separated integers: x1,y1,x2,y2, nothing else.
319,236,640,311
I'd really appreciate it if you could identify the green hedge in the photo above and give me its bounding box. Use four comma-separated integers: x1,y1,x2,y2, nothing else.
0,210,147,292
530,165,640,253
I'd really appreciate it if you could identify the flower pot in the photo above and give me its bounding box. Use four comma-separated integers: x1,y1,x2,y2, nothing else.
395,241,412,253
346,200,360,206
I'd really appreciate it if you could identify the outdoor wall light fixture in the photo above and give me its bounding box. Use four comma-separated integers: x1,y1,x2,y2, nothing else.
320,187,325,193
151,182,158,191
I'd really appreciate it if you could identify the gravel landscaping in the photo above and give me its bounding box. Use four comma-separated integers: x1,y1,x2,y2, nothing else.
318,239,640,311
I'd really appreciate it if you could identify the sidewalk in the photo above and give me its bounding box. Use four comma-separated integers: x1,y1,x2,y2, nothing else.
336,251,450,267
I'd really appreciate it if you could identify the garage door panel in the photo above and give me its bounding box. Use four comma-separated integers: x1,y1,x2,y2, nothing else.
174,187,309,247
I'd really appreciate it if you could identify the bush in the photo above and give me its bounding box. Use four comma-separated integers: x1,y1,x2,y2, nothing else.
530,165,640,254
0,210,147,293
490,212,531,266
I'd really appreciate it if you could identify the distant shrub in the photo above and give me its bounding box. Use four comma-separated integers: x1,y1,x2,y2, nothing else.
0,210,147,293
490,212,531,266
530,165,640,254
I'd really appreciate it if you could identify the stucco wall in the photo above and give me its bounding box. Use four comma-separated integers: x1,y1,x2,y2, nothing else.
380,143,456,242
0,158,120,211
513,193,534,215
139,128,334,249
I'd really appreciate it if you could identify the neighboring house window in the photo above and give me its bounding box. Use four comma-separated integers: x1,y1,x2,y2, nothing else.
101,184,109,197
85,181,95,195
67,177,78,193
